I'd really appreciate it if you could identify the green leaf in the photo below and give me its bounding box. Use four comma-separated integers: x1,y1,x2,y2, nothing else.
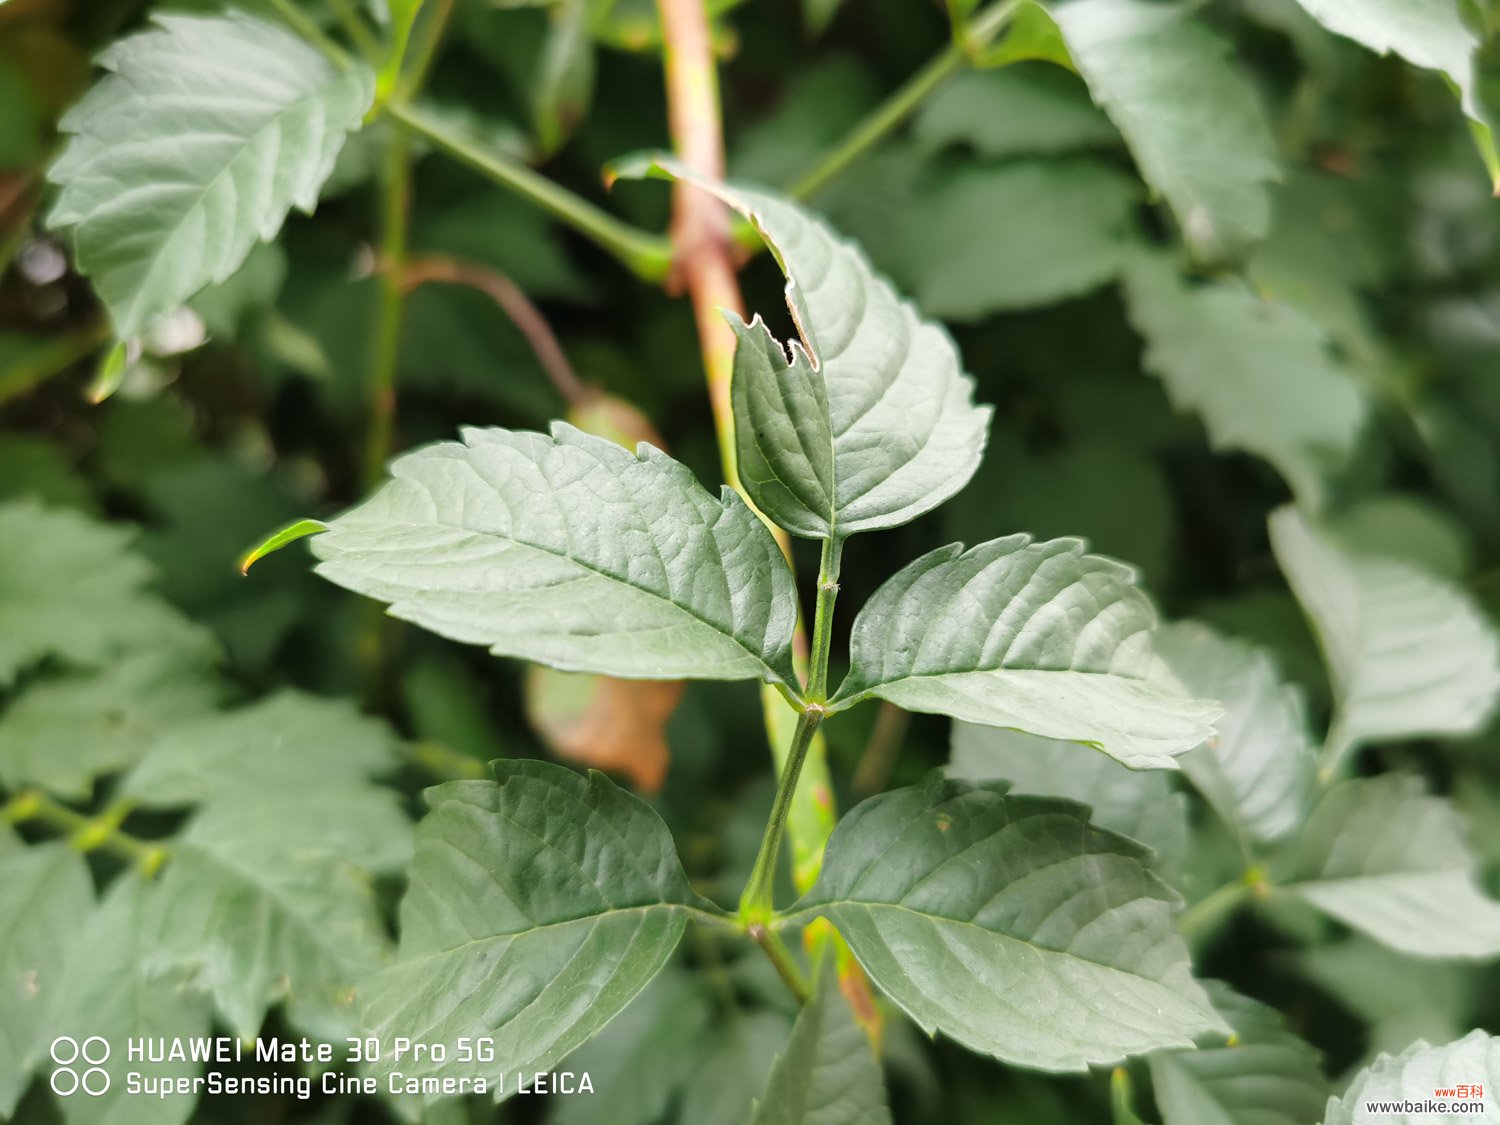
360,760,711,1087
943,433,1177,587
950,723,1188,881
238,517,328,574
1122,252,1368,509
0,437,96,514
680,1010,796,1125
1297,937,1474,1057
752,961,892,1125
534,0,595,156
123,690,401,806
187,242,288,340
913,65,1117,159
555,967,713,1125
831,536,1220,770
1325,1031,1500,1123
310,423,801,687
46,875,213,1125
620,158,990,541
0,843,94,1116
0,648,222,801
1331,496,1474,581
1269,506,1500,765
151,786,409,1038
0,501,212,688
1154,622,1314,845
1148,981,1326,1125
1286,0,1477,107
47,13,374,338
1281,774,1500,958
894,159,1138,320
1052,0,1279,262
790,773,1228,1071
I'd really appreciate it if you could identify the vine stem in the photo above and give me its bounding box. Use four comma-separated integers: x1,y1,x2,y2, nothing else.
3,791,167,874
383,101,673,282
789,0,1023,201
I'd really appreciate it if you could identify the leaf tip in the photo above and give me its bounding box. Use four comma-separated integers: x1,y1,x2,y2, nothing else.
239,518,328,575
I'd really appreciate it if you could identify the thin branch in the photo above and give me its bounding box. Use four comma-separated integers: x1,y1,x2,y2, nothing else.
789,0,1022,201
404,254,590,407
385,100,673,282
4,790,167,874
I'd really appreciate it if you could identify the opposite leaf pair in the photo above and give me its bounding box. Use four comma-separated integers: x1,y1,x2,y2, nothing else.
310,164,1218,770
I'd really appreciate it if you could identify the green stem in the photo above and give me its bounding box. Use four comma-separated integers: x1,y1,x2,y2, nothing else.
363,129,411,487
402,0,454,96
788,0,1022,201
327,0,381,59
740,708,824,923
4,790,167,874
266,0,352,69
807,537,843,702
1178,873,1260,940
748,923,812,1003
384,101,672,282
403,740,487,780
1316,715,1352,786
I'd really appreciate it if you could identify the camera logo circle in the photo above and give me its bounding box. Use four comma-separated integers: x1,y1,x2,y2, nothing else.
50,1036,110,1096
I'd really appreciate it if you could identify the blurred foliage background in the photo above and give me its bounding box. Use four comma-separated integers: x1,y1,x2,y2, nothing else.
6,0,1500,1121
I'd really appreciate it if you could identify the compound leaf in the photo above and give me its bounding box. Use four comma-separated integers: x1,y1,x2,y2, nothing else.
1148,981,1326,1125
1324,1031,1500,1123
0,502,212,688
1155,622,1314,845
48,13,374,338
950,723,1188,881
1053,0,1279,262
619,158,990,541
1269,506,1500,765
752,961,892,1125
359,761,711,1089
832,536,1219,770
1281,775,1500,959
1123,252,1368,509
311,423,801,687
791,773,1228,1072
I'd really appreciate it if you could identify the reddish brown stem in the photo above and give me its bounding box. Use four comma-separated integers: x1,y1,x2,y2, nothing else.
403,254,589,408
